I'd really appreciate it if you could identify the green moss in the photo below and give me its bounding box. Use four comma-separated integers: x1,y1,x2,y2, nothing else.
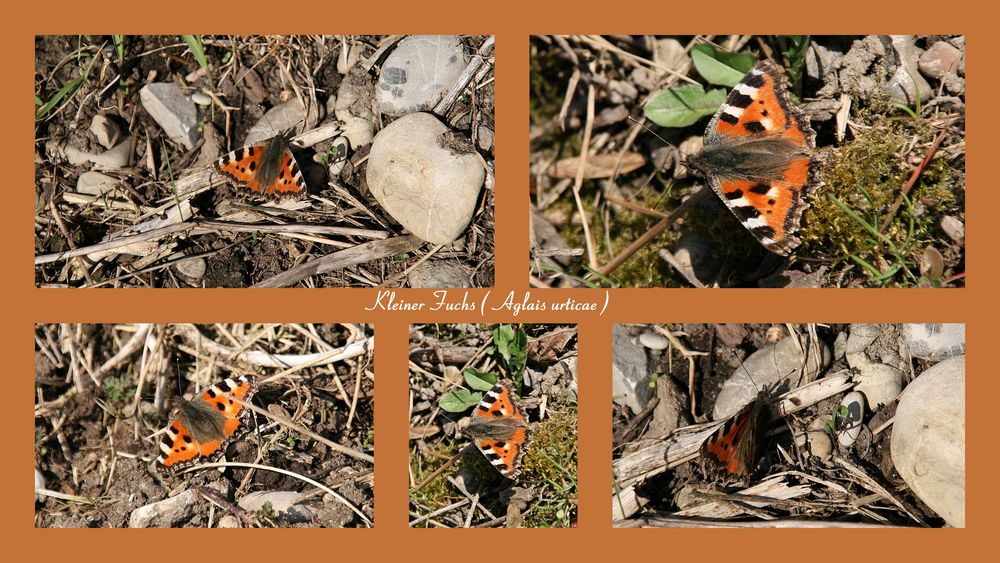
408,442,458,525
803,104,963,286
520,407,578,528
103,373,136,406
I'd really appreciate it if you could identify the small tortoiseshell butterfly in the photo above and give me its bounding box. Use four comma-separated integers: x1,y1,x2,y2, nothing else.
700,385,777,481
156,374,257,472
688,60,820,256
214,130,308,198
465,382,531,479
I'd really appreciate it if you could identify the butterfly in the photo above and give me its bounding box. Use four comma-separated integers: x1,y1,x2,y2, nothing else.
464,382,531,479
156,374,257,472
687,59,820,256
214,130,308,198
699,384,777,481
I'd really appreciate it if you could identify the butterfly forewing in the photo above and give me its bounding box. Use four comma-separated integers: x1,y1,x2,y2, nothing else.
688,59,821,256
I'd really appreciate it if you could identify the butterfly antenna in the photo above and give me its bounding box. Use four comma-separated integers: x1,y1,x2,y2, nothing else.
627,115,693,173
729,347,760,391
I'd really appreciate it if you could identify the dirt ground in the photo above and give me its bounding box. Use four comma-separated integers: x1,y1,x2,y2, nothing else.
34,323,375,528
612,323,955,526
35,35,494,288
530,36,965,288
408,324,578,528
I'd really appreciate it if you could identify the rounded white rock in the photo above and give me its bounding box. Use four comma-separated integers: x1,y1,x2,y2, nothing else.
366,112,485,245
891,355,965,527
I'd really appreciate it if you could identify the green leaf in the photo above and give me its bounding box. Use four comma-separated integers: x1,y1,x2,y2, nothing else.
493,324,528,380
644,84,726,128
691,45,755,86
439,389,482,412
182,35,208,70
464,368,497,391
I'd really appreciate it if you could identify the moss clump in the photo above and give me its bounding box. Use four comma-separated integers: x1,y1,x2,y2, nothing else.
520,407,578,527
103,373,136,406
408,442,459,525
804,106,962,285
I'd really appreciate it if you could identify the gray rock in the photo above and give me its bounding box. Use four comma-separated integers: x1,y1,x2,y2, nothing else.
64,137,133,170
407,260,473,288
174,257,207,282
803,416,833,462
854,363,902,409
366,112,485,245
238,491,314,524
940,215,965,243
139,83,198,150
891,355,965,527
128,489,198,528
919,41,962,79
612,325,652,415
76,171,120,196
903,323,965,361
245,97,319,145
89,114,122,149
712,336,831,419
845,324,905,408
477,124,494,152
376,35,468,116
885,35,932,105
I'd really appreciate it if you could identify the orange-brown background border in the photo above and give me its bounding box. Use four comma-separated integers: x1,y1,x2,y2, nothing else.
13,2,980,559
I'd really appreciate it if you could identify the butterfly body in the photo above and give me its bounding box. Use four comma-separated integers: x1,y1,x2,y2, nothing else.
688,60,820,256
465,383,531,479
156,374,257,472
214,131,308,198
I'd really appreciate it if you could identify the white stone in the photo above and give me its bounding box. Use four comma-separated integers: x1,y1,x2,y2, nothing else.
891,355,965,527
836,391,865,447
637,331,668,350
903,323,965,361
245,97,319,146
139,83,198,150
76,171,120,196
238,491,314,523
128,489,198,528
89,114,121,149
854,363,903,409
407,261,473,287
803,416,833,462
376,35,468,116
366,112,485,245
64,136,133,171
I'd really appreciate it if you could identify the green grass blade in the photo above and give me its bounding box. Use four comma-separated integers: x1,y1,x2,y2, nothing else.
182,35,208,69
35,76,84,121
